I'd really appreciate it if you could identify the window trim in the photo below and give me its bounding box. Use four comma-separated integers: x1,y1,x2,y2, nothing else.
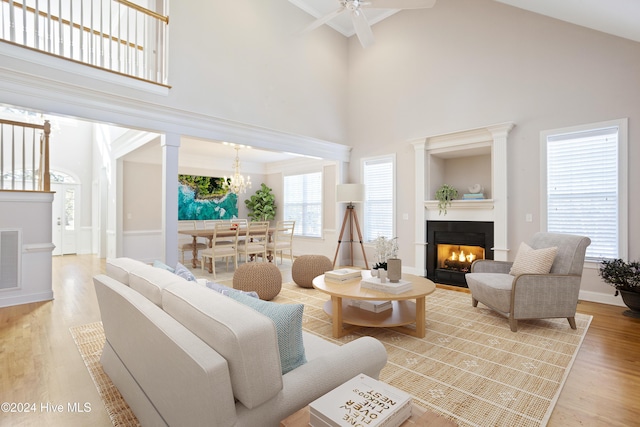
540,118,628,262
361,154,396,244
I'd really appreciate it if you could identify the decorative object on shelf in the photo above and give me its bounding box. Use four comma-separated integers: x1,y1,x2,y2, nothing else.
244,183,276,221
387,258,402,283
333,183,369,269
598,258,640,318
435,184,458,215
373,236,397,269
463,184,485,200
222,144,252,194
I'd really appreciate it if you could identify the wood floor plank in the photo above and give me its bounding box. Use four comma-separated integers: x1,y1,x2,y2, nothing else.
0,255,638,426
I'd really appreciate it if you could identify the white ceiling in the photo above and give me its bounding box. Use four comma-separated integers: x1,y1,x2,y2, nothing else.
291,0,640,43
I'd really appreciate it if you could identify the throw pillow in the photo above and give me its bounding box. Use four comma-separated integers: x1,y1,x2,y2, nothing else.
509,242,558,276
152,260,175,273
206,281,259,299
174,262,197,282
227,291,307,375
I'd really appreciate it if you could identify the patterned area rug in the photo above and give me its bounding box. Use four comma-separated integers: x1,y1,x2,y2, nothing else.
71,283,591,427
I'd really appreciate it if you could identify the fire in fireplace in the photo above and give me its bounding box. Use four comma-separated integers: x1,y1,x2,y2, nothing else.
426,221,494,287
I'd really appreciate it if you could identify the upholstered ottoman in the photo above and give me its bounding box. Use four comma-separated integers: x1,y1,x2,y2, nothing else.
292,255,333,288
232,262,282,300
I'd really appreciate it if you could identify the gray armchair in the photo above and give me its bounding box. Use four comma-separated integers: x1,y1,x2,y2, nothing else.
465,232,591,332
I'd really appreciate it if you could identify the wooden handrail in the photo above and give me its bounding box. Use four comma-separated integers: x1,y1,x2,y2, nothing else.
115,0,169,24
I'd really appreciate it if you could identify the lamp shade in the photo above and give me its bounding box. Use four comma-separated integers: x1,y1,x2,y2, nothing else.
336,183,365,203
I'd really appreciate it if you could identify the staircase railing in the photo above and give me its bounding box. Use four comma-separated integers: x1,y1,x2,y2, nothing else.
0,0,168,85
0,118,51,192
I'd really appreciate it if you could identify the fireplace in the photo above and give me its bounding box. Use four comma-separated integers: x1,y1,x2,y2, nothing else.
426,221,494,287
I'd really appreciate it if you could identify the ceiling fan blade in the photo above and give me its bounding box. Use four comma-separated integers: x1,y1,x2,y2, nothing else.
365,0,436,9
351,10,375,48
300,6,346,34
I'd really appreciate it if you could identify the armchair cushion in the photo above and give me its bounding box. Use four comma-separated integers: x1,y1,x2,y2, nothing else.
509,242,558,276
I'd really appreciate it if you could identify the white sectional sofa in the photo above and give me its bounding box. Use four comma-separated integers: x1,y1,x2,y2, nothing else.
93,258,388,427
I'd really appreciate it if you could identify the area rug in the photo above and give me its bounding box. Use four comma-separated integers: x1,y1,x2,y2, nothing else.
71,283,591,427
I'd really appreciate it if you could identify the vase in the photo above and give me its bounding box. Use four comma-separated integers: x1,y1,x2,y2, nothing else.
387,258,402,283
371,268,378,278
619,290,640,318
378,269,387,283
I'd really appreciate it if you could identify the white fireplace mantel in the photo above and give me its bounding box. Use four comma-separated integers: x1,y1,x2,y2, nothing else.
411,122,515,275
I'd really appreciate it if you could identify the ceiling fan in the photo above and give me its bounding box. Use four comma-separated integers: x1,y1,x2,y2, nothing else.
301,0,437,48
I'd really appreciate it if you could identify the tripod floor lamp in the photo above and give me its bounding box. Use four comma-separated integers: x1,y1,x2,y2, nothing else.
333,184,369,269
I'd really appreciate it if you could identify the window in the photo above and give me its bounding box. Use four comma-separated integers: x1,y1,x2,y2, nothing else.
542,119,628,261
283,172,322,237
362,155,395,242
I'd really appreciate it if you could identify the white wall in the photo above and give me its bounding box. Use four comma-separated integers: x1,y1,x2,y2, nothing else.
345,0,640,304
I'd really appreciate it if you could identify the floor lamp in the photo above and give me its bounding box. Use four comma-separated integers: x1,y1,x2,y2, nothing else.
333,184,369,269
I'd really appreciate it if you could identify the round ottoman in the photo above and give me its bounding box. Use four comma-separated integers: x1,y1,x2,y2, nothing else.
233,262,282,300
292,255,333,288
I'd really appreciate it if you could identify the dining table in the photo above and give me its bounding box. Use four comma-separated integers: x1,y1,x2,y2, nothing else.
178,227,275,268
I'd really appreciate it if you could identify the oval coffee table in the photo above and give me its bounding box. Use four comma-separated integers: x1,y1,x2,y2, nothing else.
312,271,436,338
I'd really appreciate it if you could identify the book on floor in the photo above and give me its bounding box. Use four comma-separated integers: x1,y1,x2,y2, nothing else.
360,277,412,294
309,373,412,427
325,268,362,282
348,299,392,313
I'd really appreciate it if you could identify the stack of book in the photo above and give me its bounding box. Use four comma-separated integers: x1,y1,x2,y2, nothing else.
360,277,412,294
462,193,485,200
324,269,362,283
309,373,412,427
348,299,392,313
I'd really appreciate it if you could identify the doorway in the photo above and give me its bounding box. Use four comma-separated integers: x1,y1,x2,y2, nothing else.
51,171,80,256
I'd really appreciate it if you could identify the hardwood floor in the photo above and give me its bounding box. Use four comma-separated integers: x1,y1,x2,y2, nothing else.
1,255,638,426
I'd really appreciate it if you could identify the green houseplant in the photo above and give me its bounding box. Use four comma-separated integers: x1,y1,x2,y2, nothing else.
244,183,276,221
598,258,640,317
435,184,458,215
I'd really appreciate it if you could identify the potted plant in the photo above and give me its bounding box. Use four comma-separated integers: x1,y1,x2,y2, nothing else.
598,258,640,317
435,184,458,215
244,183,276,222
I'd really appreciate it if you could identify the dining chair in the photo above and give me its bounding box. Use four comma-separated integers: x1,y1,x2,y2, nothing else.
178,220,207,264
236,221,269,263
266,220,295,264
200,222,240,278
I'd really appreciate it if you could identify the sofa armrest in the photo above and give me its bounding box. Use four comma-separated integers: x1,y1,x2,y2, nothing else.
511,274,582,318
235,336,387,426
471,259,513,274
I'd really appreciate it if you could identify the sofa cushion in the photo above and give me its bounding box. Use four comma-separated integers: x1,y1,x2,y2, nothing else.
174,262,197,281
509,242,558,276
152,260,175,273
161,284,283,409
106,258,148,285
465,272,515,314
226,291,307,374
129,266,189,307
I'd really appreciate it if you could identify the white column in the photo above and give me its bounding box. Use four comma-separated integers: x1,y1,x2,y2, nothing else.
488,123,514,261
161,133,180,266
411,140,427,275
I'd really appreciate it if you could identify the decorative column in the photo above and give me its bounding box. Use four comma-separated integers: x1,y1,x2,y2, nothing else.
488,123,514,261
161,133,180,266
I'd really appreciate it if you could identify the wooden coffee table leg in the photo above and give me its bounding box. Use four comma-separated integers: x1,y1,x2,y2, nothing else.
332,296,343,338
415,296,426,338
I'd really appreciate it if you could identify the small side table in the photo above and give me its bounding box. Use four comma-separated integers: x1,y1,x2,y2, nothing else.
280,403,457,427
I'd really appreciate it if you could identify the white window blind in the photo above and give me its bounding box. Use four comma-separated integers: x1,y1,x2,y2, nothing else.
546,126,619,260
362,156,394,242
283,172,322,238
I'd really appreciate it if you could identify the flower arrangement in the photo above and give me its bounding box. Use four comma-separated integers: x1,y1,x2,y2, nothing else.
372,236,398,270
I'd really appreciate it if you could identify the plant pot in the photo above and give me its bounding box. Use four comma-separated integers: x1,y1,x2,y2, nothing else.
619,290,640,318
